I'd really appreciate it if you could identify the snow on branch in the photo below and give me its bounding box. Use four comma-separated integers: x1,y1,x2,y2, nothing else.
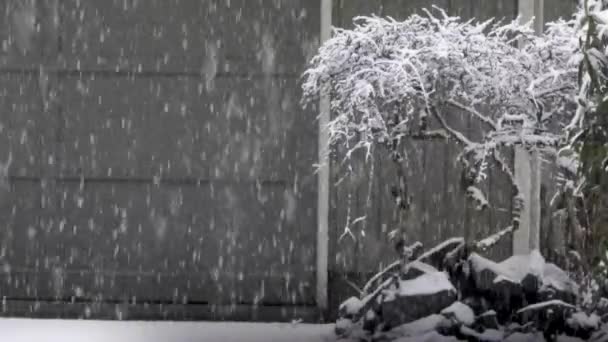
466,186,489,211
301,7,592,270
362,260,400,295
428,105,475,147
302,9,579,156
445,100,497,131
474,225,515,251
302,8,580,228
362,237,465,295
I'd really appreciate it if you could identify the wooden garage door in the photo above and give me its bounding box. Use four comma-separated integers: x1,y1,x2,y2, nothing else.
0,0,320,319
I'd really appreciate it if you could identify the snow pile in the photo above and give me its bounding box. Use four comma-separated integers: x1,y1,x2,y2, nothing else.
387,314,449,338
502,332,546,342
470,250,545,283
335,242,607,341
397,272,456,297
381,271,458,329
460,326,504,341
543,262,580,296
466,186,489,211
392,331,459,342
441,302,475,326
567,312,601,331
469,249,579,300
0,319,336,342
339,297,364,317
557,154,580,175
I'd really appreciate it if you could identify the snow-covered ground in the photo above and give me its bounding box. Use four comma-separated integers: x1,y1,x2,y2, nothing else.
0,319,337,342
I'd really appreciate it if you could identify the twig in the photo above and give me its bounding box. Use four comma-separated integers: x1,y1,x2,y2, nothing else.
534,84,575,99
338,227,357,242
474,225,515,251
446,100,498,130
355,278,393,320
429,105,476,146
344,278,364,296
362,260,401,294
409,129,450,141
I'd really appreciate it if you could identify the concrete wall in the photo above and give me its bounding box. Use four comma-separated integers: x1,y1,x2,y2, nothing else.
0,0,319,321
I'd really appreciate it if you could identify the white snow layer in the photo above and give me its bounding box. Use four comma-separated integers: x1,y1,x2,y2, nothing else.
398,272,456,297
475,226,515,250
592,9,608,26
517,299,575,314
557,155,579,175
407,261,439,275
556,336,585,342
393,331,460,342
466,186,489,210
460,326,504,341
567,312,601,330
389,314,449,338
503,332,547,342
0,319,336,342
339,296,364,316
441,302,475,326
469,250,578,294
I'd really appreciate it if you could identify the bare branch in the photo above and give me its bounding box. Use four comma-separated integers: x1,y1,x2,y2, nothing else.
355,278,394,320
343,278,364,296
533,84,575,98
429,105,476,147
446,100,498,130
408,129,449,141
362,260,400,294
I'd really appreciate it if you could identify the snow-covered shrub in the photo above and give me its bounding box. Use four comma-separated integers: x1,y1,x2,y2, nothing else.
302,6,580,246
302,2,608,340
549,0,608,288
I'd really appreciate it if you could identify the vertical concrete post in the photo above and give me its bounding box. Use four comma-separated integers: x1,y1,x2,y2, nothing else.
317,0,332,315
513,0,544,255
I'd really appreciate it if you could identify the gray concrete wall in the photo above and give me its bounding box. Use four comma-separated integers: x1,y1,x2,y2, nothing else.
0,0,320,321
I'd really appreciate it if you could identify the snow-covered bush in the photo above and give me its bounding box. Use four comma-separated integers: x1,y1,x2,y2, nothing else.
302,2,608,341
576,0,608,264
302,6,580,247
549,0,608,294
